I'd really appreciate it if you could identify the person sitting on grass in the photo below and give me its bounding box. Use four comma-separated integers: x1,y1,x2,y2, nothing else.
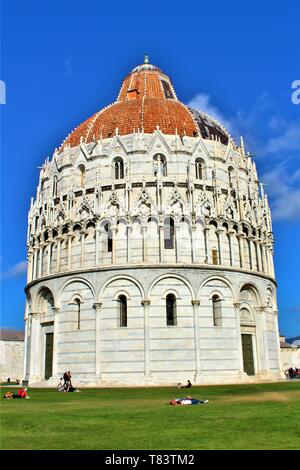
177,379,192,389
57,379,66,392
63,371,70,387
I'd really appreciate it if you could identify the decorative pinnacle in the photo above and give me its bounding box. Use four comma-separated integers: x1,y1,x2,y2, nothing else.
144,54,149,64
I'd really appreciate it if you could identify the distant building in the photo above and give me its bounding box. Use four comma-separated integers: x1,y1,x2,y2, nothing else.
0,329,24,382
24,58,283,387
280,335,300,370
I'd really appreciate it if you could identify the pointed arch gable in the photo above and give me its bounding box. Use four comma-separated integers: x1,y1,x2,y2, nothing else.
148,131,172,155
107,135,128,157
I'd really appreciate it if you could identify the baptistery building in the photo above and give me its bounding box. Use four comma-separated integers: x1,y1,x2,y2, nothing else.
23,58,282,386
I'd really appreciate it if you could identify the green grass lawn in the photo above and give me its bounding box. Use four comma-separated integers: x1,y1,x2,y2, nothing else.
1,381,300,450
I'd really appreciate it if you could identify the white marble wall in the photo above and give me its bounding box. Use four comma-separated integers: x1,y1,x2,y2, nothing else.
0,340,24,382
24,267,282,386
26,132,275,286
24,131,280,387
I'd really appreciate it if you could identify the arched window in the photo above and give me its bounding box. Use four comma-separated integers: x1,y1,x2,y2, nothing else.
228,167,234,188
52,176,58,198
78,164,86,187
36,287,54,314
153,154,167,177
212,295,222,326
114,158,124,180
164,217,174,249
195,158,203,180
74,298,81,330
104,223,113,253
118,295,127,327
166,294,177,326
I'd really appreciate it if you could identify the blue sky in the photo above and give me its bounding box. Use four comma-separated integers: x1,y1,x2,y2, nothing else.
1,0,299,337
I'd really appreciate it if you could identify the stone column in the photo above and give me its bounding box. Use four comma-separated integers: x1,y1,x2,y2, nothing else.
29,313,42,382
260,243,266,273
204,226,210,263
216,229,223,265
66,233,73,271
227,230,234,266
175,222,180,263
248,237,254,270
253,307,265,372
191,225,196,263
23,317,29,382
125,184,130,212
127,225,132,263
80,230,86,267
255,306,270,372
273,310,283,374
112,226,117,264
233,303,245,374
261,306,270,371
254,239,261,272
95,226,100,266
159,223,164,263
93,303,103,380
33,247,38,280
191,300,201,381
266,247,274,276
47,240,53,275
38,243,43,278
237,234,245,268
56,237,62,272
142,300,151,379
27,249,33,283
52,307,60,378
264,247,269,275
142,224,147,262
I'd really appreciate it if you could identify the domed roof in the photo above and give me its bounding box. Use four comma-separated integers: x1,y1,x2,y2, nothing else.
59,58,230,152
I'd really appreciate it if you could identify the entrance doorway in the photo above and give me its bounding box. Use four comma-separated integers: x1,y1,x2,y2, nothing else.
241,334,255,375
44,333,54,379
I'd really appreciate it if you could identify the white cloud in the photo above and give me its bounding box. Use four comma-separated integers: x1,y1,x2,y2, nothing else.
262,167,300,221
2,260,28,279
187,92,300,160
188,93,235,136
188,92,300,222
263,120,300,155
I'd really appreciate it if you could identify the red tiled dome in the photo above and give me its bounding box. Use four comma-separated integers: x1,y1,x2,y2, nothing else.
59,61,229,152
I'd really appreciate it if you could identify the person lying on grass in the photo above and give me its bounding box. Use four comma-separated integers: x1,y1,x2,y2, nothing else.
3,388,30,399
169,396,209,405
